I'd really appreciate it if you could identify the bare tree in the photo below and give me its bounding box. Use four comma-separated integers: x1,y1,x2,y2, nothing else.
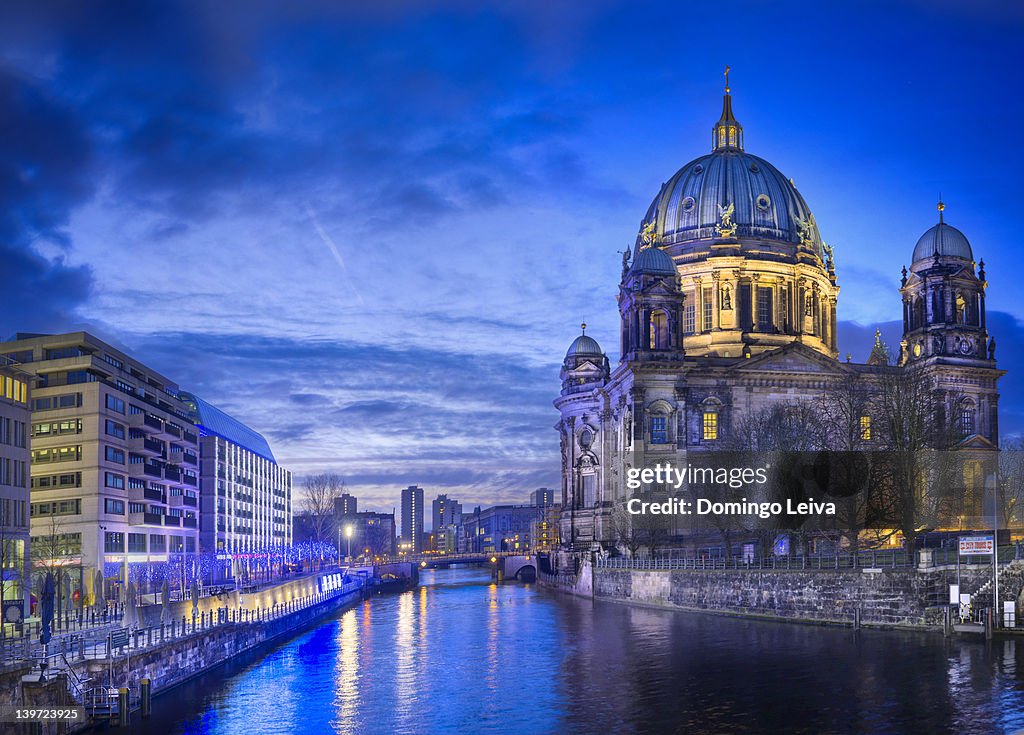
997,441,1024,533
817,370,884,553
872,364,961,551
609,500,644,558
30,513,82,620
300,473,346,567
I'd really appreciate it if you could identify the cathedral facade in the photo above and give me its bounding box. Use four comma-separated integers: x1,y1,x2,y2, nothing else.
554,78,1003,550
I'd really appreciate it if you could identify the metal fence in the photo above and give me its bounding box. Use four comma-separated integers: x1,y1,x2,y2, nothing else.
2,578,365,671
596,551,916,571
594,546,1021,572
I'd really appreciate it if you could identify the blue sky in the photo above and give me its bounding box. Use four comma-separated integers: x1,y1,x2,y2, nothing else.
2,0,1023,512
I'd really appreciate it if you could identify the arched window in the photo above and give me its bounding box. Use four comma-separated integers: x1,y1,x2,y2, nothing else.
650,310,670,349
959,401,975,436
647,400,674,445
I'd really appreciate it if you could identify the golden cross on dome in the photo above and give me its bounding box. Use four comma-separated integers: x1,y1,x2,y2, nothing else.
937,196,945,223
581,322,587,335
724,65,731,94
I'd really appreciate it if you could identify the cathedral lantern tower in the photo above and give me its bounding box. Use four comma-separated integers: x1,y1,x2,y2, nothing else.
634,68,840,359
900,201,1003,451
900,201,993,366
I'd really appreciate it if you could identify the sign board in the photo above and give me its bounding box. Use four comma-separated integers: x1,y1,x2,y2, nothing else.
110,628,129,649
1005,601,1016,628
958,536,994,555
949,584,960,605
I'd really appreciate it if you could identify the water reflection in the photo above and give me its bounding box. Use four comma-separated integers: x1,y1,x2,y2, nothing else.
132,568,1024,735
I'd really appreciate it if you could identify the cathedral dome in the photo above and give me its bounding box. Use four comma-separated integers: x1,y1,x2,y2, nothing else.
636,78,825,260
630,245,677,276
912,206,972,262
565,332,603,359
638,150,824,258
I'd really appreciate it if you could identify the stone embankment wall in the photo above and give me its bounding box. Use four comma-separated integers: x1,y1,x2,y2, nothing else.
542,561,1006,629
594,567,996,627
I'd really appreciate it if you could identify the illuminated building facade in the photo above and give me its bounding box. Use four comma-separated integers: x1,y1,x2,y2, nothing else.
2,332,200,600
401,485,424,553
0,363,30,622
180,392,292,582
554,76,1002,549
431,493,462,551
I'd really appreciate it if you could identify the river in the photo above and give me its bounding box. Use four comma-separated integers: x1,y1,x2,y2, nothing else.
130,567,1024,734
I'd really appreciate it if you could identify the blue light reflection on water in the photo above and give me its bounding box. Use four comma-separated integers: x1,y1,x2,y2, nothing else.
133,568,1024,735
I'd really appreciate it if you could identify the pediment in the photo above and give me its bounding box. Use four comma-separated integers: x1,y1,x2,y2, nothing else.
732,343,849,375
570,360,605,375
958,434,997,450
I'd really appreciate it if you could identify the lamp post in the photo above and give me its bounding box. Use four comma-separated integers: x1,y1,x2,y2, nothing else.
345,525,353,561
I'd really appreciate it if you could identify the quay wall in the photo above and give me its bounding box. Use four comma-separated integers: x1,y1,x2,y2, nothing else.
542,561,1007,629
78,584,365,695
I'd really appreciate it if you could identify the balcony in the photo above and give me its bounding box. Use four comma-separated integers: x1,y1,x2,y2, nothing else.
129,436,164,456
143,487,164,502
129,511,164,526
182,474,197,487
182,430,198,445
167,452,183,465
164,423,182,439
128,412,164,433
169,494,198,508
164,466,182,483
163,515,181,527
129,462,163,479
182,516,197,529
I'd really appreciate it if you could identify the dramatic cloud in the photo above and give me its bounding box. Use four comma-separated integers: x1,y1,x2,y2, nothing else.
0,65,94,333
1,0,1022,511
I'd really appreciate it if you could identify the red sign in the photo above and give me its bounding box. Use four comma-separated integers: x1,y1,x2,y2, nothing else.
959,536,994,555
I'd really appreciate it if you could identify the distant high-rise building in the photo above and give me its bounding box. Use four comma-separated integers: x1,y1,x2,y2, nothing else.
0,362,30,622
336,493,358,517
401,485,424,553
431,493,462,551
530,488,554,507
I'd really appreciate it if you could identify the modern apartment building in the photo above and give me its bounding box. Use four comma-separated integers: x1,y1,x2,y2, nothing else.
401,485,424,553
179,392,291,582
2,333,200,601
431,494,462,552
0,363,30,624
530,488,554,507
336,493,357,517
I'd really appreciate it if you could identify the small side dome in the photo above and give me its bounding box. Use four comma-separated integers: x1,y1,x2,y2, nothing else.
912,202,973,262
630,246,677,276
912,222,973,262
565,324,603,359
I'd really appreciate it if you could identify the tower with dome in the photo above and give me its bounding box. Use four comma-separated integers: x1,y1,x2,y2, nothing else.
554,73,1003,552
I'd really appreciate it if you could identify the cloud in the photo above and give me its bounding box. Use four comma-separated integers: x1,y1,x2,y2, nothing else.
0,65,94,335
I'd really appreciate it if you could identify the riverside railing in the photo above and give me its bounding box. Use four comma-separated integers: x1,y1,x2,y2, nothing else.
596,546,1021,572
3,578,365,669
596,551,916,571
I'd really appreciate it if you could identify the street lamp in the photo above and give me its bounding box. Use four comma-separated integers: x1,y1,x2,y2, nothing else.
345,525,353,561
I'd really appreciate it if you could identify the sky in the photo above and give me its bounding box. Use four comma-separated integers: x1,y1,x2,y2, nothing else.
2,0,1024,515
